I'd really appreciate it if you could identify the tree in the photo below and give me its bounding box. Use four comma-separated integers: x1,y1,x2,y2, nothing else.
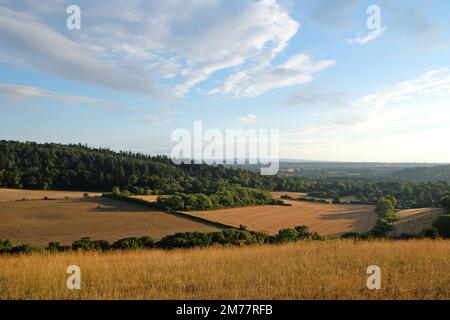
440,196,450,212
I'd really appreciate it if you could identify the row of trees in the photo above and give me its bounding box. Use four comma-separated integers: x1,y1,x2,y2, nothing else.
0,226,322,254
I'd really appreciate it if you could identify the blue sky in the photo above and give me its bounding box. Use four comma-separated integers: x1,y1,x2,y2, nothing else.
1,0,450,162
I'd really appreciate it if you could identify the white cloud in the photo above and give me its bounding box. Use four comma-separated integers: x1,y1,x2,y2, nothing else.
348,27,386,45
212,53,335,97
0,83,116,108
238,114,258,123
0,5,161,96
140,117,172,126
353,68,450,108
0,0,318,98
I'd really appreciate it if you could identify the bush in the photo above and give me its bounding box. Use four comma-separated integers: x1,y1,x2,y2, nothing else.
112,237,154,250
340,232,362,239
273,225,322,243
159,232,212,249
419,228,440,239
0,239,12,254
11,244,34,254
83,192,90,198
46,241,64,252
72,237,96,251
433,215,450,238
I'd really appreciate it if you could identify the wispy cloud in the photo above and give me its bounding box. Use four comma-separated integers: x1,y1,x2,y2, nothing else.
140,117,172,126
211,53,335,97
284,87,345,107
238,114,258,123
0,83,116,108
347,27,386,45
353,68,450,108
0,6,161,96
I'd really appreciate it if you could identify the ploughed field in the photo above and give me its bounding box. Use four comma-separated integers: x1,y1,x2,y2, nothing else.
0,197,221,246
1,240,449,299
185,199,377,236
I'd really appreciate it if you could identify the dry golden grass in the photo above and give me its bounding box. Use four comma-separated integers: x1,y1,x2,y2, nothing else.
389,208,444,237
0,240,449,300
0,188,102,202
0,198,221,246
186,200,377,236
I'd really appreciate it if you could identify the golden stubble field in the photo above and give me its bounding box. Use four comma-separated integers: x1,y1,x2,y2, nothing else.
0,188,102,202
0,240,449,300
186,200,378,236
390,208,444,237
0,197,221,246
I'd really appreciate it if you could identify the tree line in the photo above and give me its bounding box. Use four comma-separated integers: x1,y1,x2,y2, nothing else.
1,140,450,208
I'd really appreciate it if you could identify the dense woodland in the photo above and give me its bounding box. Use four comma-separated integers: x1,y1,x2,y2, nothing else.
1,140,450,208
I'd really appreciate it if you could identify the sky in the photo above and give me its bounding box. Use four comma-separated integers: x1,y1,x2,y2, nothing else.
0,0,450,163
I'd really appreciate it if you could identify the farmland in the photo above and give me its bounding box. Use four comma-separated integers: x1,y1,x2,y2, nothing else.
0,239,449,300
389,208,445,237
0,188,102,202
0,197,221,246
186,200,377,236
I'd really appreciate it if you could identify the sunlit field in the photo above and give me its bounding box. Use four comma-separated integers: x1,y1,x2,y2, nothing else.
1,240,449,300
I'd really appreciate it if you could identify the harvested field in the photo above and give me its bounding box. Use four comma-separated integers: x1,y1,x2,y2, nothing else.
1,240,449,299
0,198,221,246
186,200,377,236
0,188,102,202
131,195,166,203
389,208,444,237
271,191,332,203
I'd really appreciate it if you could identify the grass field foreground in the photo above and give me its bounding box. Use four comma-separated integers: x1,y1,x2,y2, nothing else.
0,239,449,300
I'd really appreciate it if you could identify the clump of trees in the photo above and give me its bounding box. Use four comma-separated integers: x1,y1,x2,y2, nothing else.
376,195,397,222
0,225,322,255
156,186,273,211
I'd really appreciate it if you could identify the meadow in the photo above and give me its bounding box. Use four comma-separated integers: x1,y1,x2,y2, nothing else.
0,239,449,300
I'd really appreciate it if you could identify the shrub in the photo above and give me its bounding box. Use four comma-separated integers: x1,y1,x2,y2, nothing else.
433,215,450,238
274,228,299,243
0,239,12,254
92,240,110,251
83,192,90,198
46,241,64,252
159,232,212,249
112,237,154,250
340,232,362,239
11,244,34,254
72,237,96,251
419,228,440,239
